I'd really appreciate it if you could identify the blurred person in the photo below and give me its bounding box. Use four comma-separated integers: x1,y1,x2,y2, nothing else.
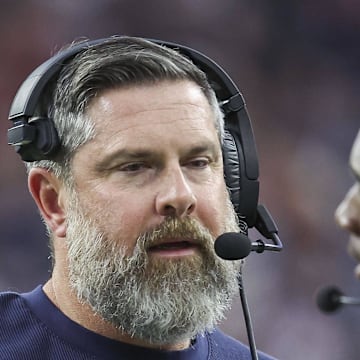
335,129,360,277
1,36,277,359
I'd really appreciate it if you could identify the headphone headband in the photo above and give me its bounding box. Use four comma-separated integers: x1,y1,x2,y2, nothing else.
7,36,259,226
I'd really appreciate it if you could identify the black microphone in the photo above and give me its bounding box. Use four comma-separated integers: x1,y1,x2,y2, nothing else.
214,232,282,260
215,204,283,261
316,286,360,313
214,232,252,260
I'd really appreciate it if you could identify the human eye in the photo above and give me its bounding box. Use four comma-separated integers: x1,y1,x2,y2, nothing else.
117,162,149,173
186,157,211,169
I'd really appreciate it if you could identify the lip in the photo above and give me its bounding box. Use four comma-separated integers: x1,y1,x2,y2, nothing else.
354,264,360,279
147,240,200,258
347,236,360,262
347,236,360,279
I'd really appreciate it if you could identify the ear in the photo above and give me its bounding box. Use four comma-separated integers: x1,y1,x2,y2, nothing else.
28,168,67,238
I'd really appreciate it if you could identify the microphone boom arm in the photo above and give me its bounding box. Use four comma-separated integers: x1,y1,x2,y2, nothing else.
251,204,283,253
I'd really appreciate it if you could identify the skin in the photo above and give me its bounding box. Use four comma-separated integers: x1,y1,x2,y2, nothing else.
335,130,360,278
28,80,231,350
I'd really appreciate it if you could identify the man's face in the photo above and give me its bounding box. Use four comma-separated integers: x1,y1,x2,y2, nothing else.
70,79,233,257
63,80,241,343
335,130,360,278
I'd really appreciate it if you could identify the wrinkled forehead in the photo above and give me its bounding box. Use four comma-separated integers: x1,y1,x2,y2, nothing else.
350,129,360,175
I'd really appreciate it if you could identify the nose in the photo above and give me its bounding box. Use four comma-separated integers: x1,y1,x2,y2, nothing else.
155,166,197,218
335,184,360,236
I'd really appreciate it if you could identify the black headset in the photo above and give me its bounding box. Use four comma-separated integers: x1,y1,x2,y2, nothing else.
7,37,273,232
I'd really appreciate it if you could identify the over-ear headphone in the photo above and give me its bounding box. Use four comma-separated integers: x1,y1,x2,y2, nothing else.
7,37,260,228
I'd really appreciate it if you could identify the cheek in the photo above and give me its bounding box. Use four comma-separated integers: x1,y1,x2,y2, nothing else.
80,192,151,250
196,183,231,234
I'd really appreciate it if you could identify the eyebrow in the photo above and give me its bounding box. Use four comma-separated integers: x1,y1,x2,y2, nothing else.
96,149,155,170
351,167,360,183
96,141,220,170
182,143,220,158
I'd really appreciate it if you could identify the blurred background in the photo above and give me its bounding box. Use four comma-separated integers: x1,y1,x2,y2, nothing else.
1,1,359,359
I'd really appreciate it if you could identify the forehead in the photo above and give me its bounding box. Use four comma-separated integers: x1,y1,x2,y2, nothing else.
350,130,360,175
87,80,217,138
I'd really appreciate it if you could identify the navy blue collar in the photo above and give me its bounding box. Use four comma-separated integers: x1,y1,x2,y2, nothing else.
22,285,210,360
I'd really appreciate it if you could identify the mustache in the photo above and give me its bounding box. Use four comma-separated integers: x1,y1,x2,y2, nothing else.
138,217,215,250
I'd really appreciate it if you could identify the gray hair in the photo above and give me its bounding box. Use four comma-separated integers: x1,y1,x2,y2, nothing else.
26,36,224,183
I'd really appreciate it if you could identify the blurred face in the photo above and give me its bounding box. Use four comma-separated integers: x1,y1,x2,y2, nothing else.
335,130,360,278
64,80,241,344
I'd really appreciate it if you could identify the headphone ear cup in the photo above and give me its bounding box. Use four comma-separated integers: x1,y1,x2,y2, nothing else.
13,117,60,162
223,128,259,227
35,117,60,158
223,129,242,215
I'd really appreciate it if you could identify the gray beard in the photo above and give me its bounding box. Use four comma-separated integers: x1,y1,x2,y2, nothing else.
65,199,242,345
